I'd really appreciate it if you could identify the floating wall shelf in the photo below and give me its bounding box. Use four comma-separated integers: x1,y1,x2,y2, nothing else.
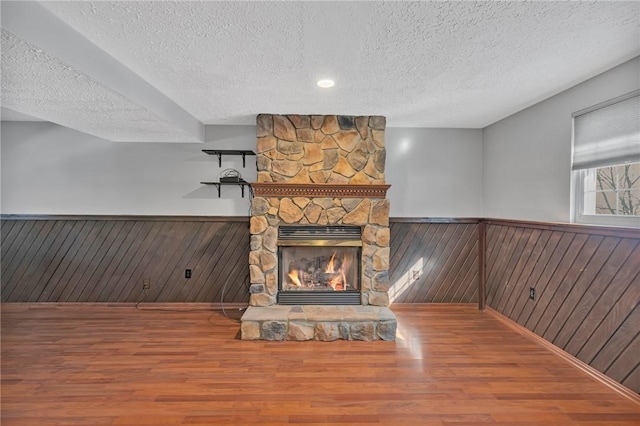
202,149,256,167
200,181,251,198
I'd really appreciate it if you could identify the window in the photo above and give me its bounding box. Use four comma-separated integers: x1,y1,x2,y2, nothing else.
580,162,640,213
572,91,640,228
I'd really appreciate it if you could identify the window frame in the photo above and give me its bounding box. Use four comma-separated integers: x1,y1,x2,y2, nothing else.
573,167,640,228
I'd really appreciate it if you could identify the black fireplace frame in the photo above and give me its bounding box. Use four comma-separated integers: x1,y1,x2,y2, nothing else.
277,225,362,305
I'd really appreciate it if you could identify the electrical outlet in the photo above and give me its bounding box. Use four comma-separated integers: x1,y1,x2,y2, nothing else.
529,287,535,300
143,278,151,290
185,269,192,279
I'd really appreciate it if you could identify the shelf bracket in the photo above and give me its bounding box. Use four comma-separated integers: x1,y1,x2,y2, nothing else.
241,153,247,168
205,182,247,198
216,153,222,167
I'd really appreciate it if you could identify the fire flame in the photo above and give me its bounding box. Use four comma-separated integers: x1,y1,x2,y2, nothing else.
328,275,344,291
288,270,302,287
326,252,345,290
326,252,336,273
287,251,352,291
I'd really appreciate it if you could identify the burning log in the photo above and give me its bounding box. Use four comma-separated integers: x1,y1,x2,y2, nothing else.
287,270,302,287
285,252,348,290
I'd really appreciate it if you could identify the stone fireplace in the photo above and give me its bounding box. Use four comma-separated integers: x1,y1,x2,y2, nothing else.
240,114,396,341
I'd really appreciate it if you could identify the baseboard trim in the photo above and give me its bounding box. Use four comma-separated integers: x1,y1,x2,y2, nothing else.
0,215,250,222
391,302,477,307
485,307,640,405
1,302,249,311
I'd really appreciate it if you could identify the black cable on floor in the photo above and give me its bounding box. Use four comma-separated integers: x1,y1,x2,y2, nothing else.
134,284,245,318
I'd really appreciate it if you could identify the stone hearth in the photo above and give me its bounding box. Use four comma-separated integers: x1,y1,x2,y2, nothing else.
241,114,396,341
241,306,396,341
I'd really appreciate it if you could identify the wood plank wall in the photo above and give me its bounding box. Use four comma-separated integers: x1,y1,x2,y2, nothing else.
485,219,640,393
1,216,251,304
388,219,479,303
0,216,480,305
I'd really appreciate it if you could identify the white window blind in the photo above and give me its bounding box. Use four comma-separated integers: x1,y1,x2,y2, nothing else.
573,90,640,170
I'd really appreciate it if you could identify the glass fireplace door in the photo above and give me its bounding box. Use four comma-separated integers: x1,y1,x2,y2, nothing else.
277,225,362,305
280,246,360,292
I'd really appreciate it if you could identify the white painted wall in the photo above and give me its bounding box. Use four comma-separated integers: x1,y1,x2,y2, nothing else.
1,122,257,216
6,48,635,220
1,122,484,217
483,57,640,222
386,127,483,217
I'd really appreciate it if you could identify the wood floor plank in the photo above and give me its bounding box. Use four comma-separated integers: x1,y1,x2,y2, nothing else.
2,304,638,425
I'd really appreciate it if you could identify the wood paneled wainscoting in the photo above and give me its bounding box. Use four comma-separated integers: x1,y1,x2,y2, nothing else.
0,216,480,305
388,218,480,304
484,219,640,394
0,216,251,304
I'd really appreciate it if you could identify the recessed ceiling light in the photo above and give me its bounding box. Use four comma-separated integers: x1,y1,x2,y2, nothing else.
317,79,335,88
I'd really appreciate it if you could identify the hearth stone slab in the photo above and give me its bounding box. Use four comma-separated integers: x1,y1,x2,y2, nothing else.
241,305,396,341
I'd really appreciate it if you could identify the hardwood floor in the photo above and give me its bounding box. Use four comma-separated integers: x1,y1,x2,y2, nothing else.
2,304,639,425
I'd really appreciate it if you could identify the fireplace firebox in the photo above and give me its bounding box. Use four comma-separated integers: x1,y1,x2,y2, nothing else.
277,226,362,305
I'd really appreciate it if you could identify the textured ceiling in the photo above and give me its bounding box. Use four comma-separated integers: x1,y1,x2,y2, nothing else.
1,29,200,142
2,1,639,141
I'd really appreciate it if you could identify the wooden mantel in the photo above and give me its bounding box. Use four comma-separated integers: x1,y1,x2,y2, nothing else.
250,183,391,198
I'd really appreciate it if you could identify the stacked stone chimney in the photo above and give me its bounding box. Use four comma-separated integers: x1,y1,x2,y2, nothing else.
248,114,391,308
